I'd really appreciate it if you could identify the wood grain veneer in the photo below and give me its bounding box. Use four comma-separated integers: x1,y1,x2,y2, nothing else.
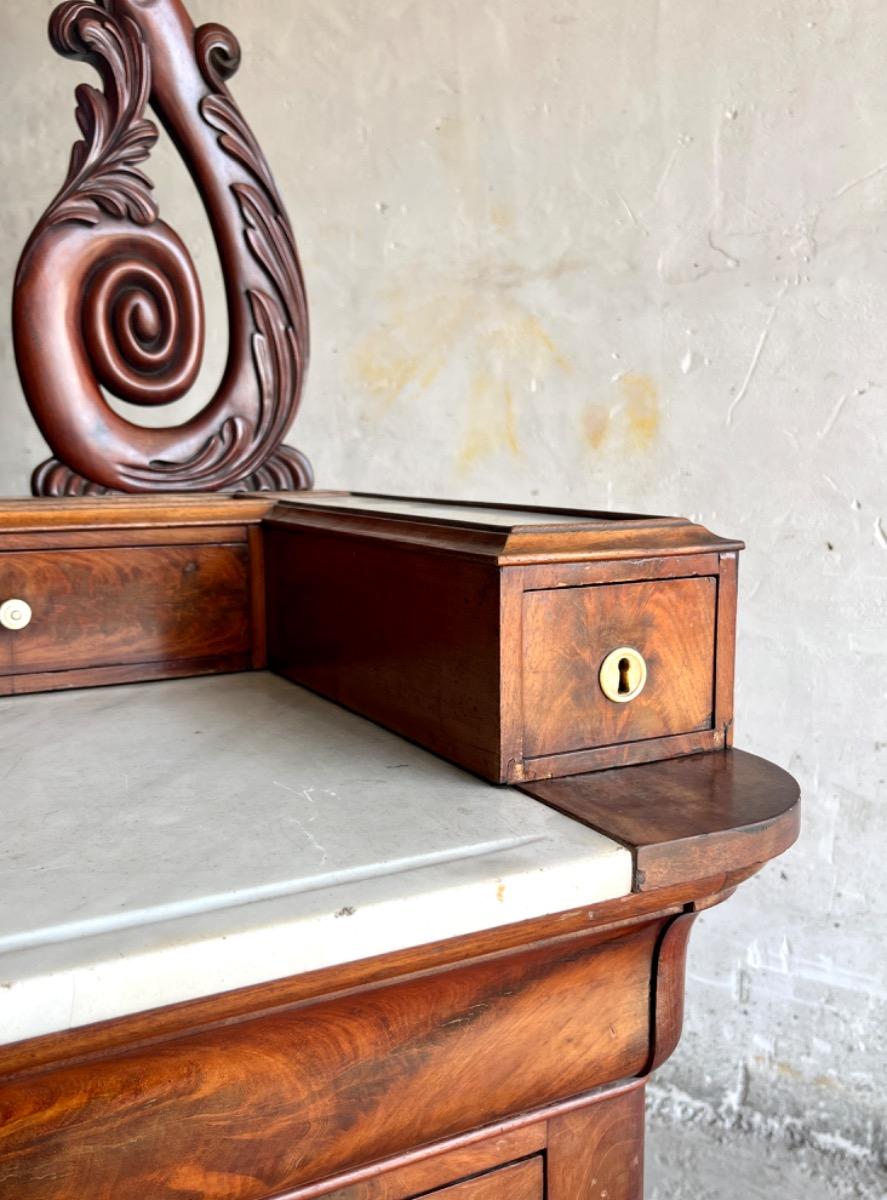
521,748,801,892
0,543,250,675
0,496,271,693
0,921,657,1198
265,494,742,782
522,575,717,757
319,1127,546,1200
547,1086,646,1200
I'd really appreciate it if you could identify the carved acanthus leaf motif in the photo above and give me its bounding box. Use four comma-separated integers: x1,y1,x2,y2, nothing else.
44,1,158,228
194,21,241,91
31,459,113,497
33,443,313,495
120,29,310,490
19,0,312,495
201,95,280,204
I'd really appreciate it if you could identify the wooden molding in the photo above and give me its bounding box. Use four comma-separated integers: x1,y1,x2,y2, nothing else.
646,911,698,1072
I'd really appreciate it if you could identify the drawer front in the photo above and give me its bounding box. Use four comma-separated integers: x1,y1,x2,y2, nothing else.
522,576,716,758
0,544,251,677
0,924,655,1199
423,1157,542,1200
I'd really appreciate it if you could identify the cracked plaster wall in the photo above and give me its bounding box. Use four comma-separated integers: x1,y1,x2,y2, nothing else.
1,0,885,1185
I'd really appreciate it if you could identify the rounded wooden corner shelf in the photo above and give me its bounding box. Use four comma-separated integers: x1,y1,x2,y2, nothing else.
519,748,800,893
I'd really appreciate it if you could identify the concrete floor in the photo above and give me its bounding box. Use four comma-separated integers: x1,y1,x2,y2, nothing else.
645,1119,887,1200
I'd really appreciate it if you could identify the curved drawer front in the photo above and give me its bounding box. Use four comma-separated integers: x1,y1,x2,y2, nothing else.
0,922,658,1200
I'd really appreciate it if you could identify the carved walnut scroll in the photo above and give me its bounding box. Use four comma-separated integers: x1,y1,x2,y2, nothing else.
13,0,312,495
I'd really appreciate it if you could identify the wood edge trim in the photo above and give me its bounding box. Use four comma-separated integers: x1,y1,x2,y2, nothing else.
713,552,738,744
0,655,252,696
262,507,744,566
644,911,698,1073
517,555,722,590
0,501,275,533
248,525,267,669
0,916,667,1083
0,528,250,551
262,512,508,563
498,570,525,780
515,730,721,782
497,540,746,566
634,794,801,891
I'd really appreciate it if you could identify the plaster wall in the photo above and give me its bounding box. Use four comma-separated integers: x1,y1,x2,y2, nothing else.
1,0,885,1190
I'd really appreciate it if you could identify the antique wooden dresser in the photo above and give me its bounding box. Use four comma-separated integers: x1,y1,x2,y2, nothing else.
0,3,799,1197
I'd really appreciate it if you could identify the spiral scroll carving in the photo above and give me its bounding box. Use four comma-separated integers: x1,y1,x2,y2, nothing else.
14,0,312,495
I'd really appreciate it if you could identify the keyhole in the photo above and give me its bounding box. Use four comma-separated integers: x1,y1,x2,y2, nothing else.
617,656,632,695
600,646,646,703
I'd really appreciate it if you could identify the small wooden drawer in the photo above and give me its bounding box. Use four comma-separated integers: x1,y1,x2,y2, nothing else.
266,493,742,783
0,495,276,694
0,542,254,693
423,1157,543,1199
522,576,717,759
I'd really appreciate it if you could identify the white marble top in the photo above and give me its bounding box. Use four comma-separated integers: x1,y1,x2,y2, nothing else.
0,673,631,1045
280,493,623,527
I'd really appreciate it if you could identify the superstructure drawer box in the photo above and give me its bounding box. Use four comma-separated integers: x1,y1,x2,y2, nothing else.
0,496,271,695
265,494,743,784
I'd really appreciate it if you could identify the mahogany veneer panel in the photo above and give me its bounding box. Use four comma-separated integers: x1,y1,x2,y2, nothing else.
522,576,716,757
0,544,250,675
0,497,271,693
266,525,504,781
322,1128,546,1200
0,922,658,1199
265,495,741,783
547,1086,645,1200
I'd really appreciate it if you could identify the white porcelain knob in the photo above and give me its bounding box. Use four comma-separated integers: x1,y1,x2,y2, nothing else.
0,599,32,631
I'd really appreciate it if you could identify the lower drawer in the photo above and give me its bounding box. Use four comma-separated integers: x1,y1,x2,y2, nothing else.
425,1157,542,1199
0,543,252,686
0,924,654,1198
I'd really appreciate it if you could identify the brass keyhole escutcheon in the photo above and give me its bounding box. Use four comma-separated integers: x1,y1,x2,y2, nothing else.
599,646,647,703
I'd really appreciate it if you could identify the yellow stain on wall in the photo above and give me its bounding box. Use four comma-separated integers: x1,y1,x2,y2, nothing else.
490,203,514,230
582,372,661,454
481,311,570,373
350,279,571,475
503,386,519,455
583,404,610,450
620,372,660,449
350,294,468,413
459,377,522,473
456,313,569,474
